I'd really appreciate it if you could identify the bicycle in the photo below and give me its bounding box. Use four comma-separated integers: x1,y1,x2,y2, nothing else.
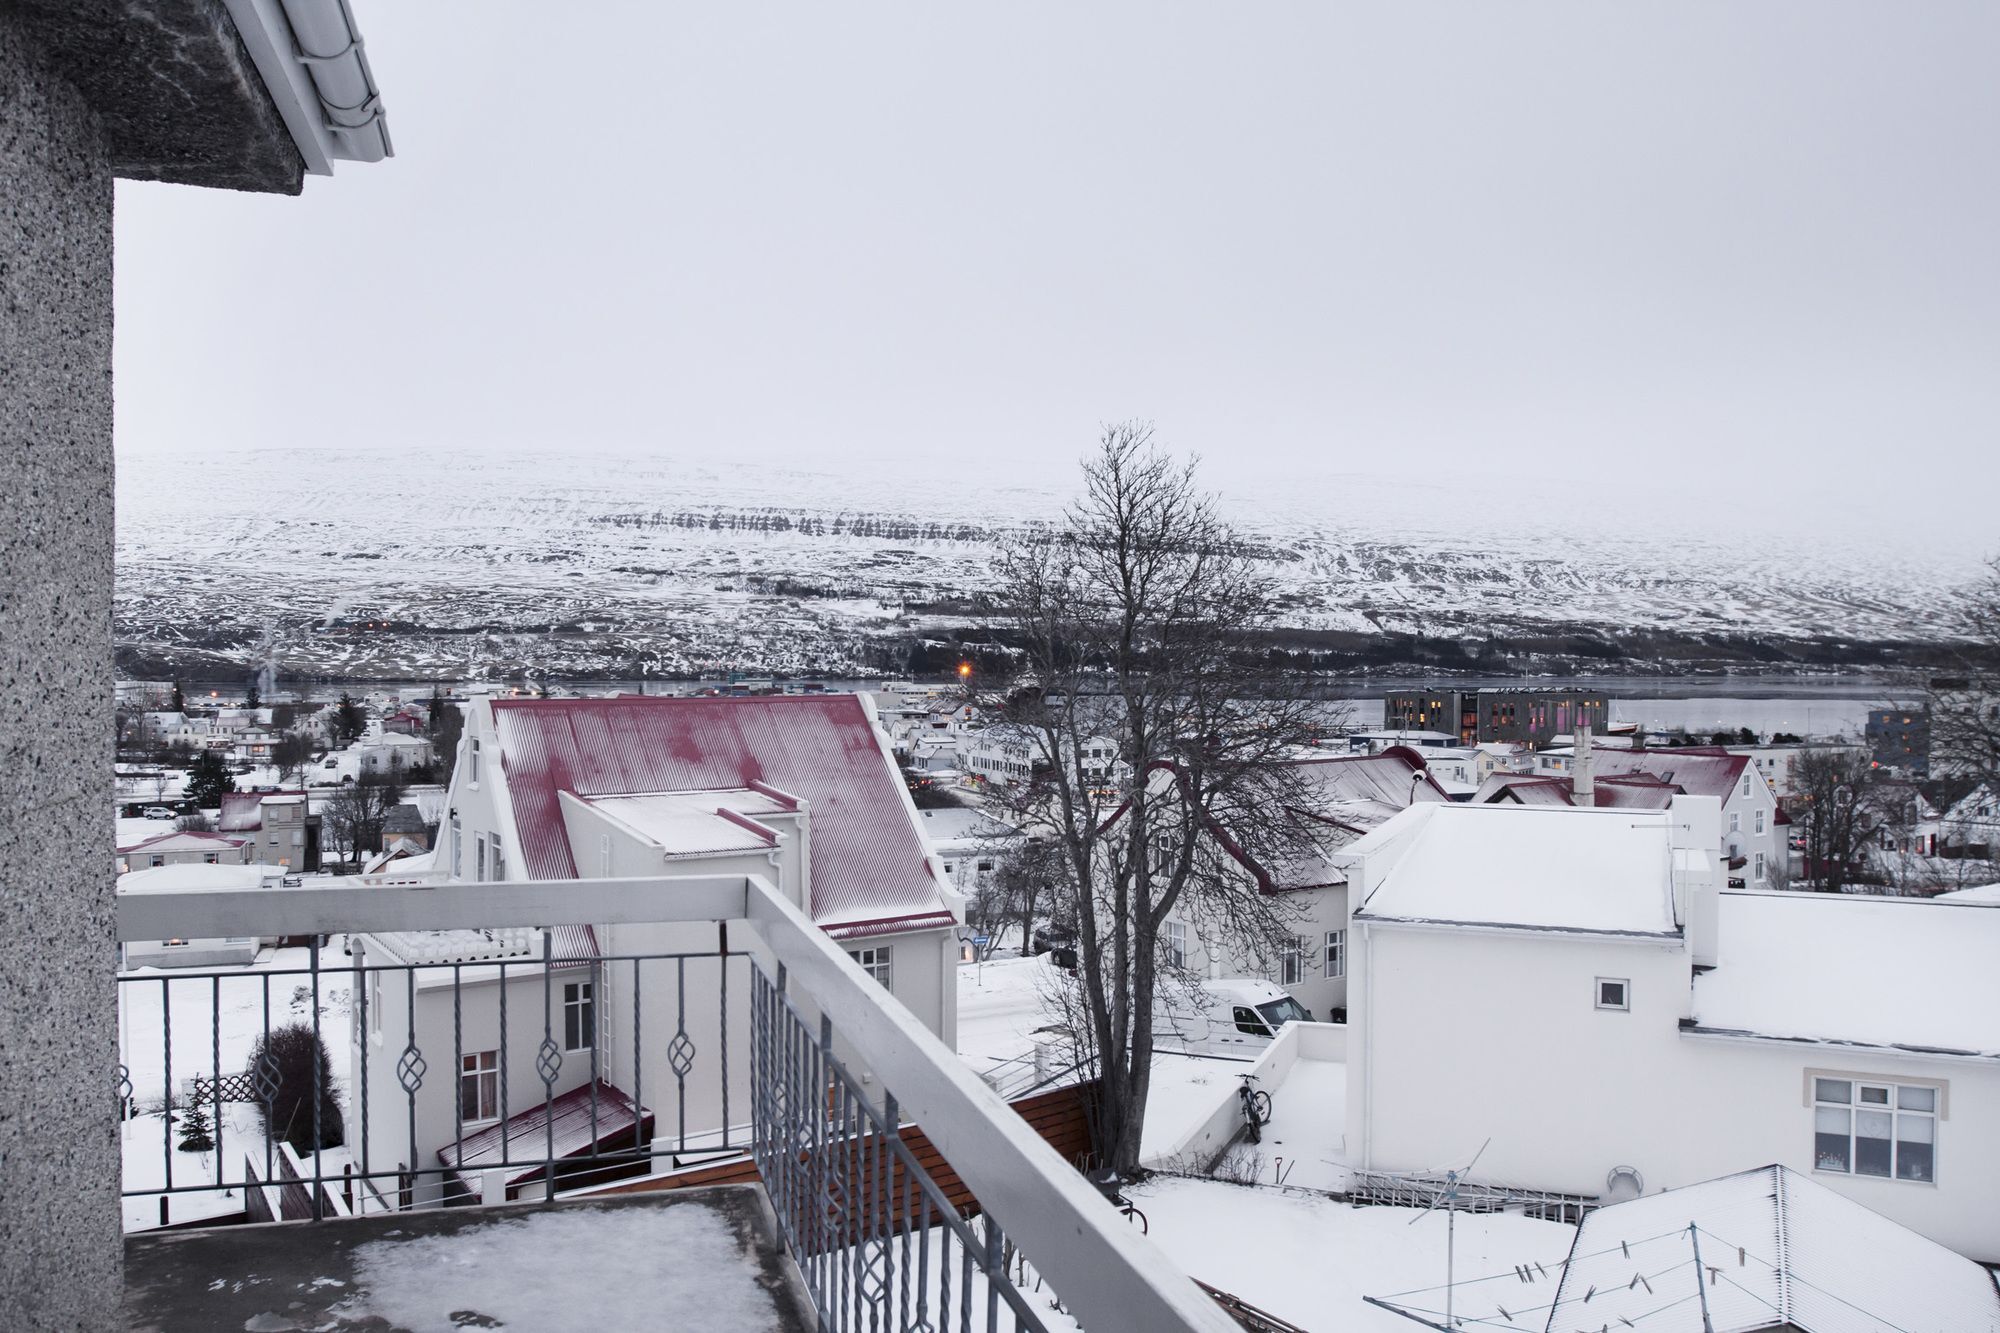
1238,1073,1273,1143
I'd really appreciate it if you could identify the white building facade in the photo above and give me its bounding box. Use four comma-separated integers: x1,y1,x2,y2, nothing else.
1340,799,2000,1262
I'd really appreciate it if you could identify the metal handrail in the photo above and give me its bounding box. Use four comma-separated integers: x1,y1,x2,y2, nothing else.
114,873,1239,1332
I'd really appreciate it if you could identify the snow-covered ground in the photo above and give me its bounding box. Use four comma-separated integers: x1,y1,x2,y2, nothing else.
1213,1056,1350,1193
114,444,1988,681
118,945,356,1232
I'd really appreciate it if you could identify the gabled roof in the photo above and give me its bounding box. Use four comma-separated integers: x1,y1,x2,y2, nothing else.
117,830,249,854
490,695,954,936
1591,747,1752,801
1547,1165,2000,1332
1472,771,1679,810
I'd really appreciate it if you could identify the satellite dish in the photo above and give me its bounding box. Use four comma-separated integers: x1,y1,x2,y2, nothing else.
1605,1165,1644,1200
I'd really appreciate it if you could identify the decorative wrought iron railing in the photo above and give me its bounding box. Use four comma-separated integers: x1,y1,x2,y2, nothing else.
113,873,1239,1332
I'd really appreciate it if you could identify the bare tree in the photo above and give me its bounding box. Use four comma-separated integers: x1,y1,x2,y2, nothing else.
1792,748,1878,893
976,424,1329,1175
1926,557,2000,796
322,773,405,865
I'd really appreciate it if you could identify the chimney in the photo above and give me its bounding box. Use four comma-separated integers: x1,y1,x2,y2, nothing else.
1573,722,1595,803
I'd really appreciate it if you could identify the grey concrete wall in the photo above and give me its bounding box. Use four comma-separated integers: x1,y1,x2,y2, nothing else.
0,15,121,1329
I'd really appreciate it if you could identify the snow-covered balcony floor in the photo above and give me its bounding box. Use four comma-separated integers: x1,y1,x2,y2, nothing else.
123,1185,815,1332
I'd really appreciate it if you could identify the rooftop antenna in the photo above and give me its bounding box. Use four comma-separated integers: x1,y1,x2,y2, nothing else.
1407,1137,1490,1330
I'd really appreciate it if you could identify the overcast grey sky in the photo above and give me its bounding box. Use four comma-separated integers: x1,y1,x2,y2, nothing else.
115,2,1997,514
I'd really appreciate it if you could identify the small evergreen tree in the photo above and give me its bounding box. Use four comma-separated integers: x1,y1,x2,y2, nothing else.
186,749,237,808
177,1100,215,1153
245,680,262,710
170,680,186,713
333,692,367,745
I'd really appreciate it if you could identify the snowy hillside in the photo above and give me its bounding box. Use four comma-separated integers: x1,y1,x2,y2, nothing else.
114,444,1988,681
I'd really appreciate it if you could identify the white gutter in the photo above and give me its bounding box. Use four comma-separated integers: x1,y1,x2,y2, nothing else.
222,0,393,175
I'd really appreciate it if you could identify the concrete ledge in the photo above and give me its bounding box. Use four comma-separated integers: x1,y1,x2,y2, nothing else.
8,0,303,193
124,1185,819,1331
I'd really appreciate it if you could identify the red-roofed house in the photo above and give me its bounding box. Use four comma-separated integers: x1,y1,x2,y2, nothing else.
348,692,965,1205
1473,744,1783,886
115,829,250,874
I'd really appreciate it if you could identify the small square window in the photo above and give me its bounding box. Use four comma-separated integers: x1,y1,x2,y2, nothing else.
1595,978,1629,1011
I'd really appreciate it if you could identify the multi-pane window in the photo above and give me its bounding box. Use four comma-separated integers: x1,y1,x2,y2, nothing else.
1279,935,1309,987
1755,809,1766,835
1324,930,1346,979
1814,1078,1935,1181
475,833,487,881
849,946,892,988
564,982,595,1052
491,839,506,881
1730,812,1741,833
1754,852,1766,883
469,737,481,785
450,813,462,878
460,1051,499,1122
1162,920,1187,970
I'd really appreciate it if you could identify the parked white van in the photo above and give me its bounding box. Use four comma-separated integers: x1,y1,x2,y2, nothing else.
1151,977,1312,1058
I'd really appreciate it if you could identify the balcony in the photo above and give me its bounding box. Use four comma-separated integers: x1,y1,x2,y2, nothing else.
114,873,1239,1331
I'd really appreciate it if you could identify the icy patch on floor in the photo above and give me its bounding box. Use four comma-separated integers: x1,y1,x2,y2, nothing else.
337,1204,783,1333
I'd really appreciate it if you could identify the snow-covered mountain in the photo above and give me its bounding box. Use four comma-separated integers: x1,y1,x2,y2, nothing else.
113,444,1987,681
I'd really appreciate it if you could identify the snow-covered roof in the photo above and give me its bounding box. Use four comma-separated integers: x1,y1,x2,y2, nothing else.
118,862,288,893
581,790,784,856
1937,881,2000,904
1351,805,1681,937
1689,892,2000,1059
116,830,248,855
1547,1165,2000,1333
1591,747,1753,802
917,806,1024,845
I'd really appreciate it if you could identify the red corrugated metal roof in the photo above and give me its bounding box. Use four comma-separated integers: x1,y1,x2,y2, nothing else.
492,695,950,933
437,1079,651,1192
1592,748,1751,801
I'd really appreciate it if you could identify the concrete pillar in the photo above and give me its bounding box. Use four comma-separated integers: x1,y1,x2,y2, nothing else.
0,14,120,1328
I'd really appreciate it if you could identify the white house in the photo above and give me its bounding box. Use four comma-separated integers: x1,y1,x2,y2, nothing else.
217,791,314,869
1939,783,2000,860
349,692,964,1206
117,862,289,968
1339,799,2000,1262
115,829,250,873
1155,751,1450,1024
915,806,1030,900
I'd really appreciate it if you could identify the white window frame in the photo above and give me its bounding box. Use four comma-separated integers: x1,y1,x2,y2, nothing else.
563,981,596,1053
1279,935,1309,987
1324,929,1346,979
459,1050,499,1124
1162,920,1187,970
1595,977,1630,1011
1730,811,1741,833
491,839,506,881
849,945,892,989
1755,809,1766,835
1811,1075,1938,1183
450,813,462,878
475,832,487,881
469,736,481,786
1754,852,1766,883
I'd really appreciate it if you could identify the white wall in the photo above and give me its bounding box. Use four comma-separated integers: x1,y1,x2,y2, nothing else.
1348,919,2000,1261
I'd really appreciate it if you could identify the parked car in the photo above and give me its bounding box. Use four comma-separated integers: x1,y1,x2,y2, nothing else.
140,806,176,819
1150,978,1311,1058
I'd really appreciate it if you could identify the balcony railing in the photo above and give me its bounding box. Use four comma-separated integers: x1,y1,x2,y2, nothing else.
115,873,1239,1332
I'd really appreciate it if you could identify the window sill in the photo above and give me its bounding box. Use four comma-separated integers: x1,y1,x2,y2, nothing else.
1810,1165,1937,1189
